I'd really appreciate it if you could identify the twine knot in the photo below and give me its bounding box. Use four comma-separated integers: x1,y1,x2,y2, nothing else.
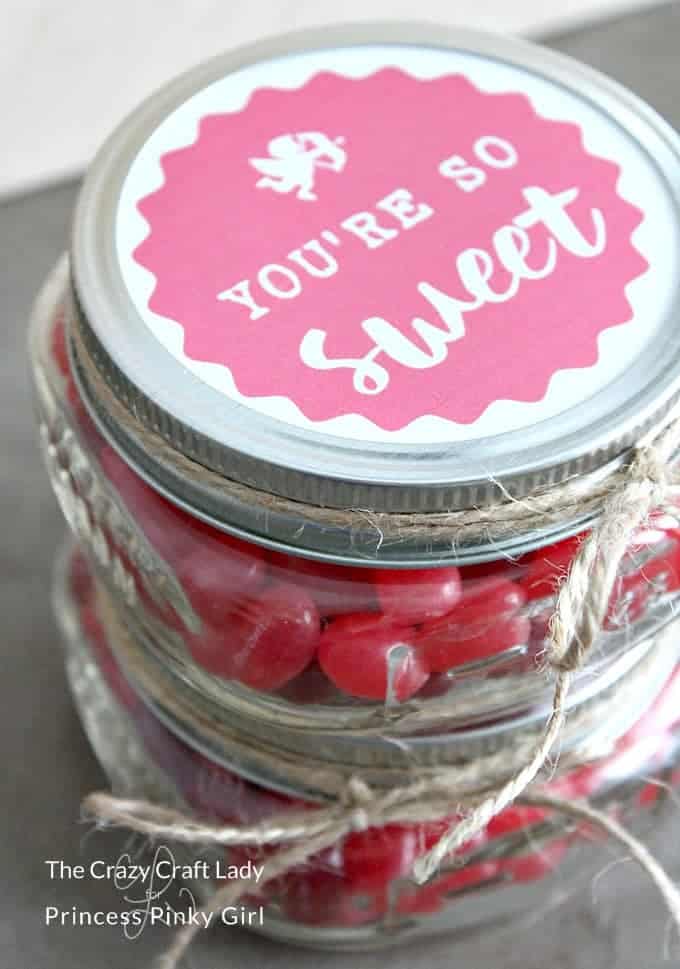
547,438,677,677
629,444,671,496
341,777,375,832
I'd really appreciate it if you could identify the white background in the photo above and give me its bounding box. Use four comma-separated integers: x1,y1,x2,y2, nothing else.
0,0,661,197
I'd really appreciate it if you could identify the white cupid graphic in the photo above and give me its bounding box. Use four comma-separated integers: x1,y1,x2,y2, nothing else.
249,132,346,201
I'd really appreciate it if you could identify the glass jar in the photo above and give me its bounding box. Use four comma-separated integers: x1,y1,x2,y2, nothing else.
55,540,680,948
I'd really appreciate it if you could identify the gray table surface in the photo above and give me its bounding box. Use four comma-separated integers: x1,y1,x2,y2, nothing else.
3,5,680,967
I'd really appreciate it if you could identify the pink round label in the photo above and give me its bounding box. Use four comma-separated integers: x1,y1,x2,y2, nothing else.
129,66,648,432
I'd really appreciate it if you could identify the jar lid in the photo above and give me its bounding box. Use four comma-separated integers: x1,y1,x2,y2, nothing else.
71,24,680,563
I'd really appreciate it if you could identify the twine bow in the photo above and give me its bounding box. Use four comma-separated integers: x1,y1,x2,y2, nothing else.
83,406,680,968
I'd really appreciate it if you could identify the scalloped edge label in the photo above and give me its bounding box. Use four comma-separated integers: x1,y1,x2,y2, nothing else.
116,44,676,443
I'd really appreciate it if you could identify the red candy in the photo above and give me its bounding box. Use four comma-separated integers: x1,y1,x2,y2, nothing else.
421,614,530,672
189,583,320,691
318,614,429,701
454,558,520,582
486,804,547,839
373,566,462,624
344,825,419,890
102,444,274,635
519,534,584,601
454,577,525,620
418,579,529,672
176,533,267,628
394,879,445,916
636,780,664,809
279,869,347,926
100,445,193,563
50,312,70,376
275,555,377,618
521,527,680,625
499,836,571,882
422,577,524,629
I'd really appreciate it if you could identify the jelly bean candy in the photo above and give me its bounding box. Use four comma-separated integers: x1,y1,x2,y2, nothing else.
318,614,429,701
418,578,529,672
189,583,320,691
373,566,462,624
176,532,268,628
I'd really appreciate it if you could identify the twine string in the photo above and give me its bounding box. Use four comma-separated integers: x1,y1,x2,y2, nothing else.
523,792,680,932
154,790,680,969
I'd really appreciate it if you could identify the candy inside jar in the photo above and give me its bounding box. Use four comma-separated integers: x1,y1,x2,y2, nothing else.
57,542,680,943
46,312,680,713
